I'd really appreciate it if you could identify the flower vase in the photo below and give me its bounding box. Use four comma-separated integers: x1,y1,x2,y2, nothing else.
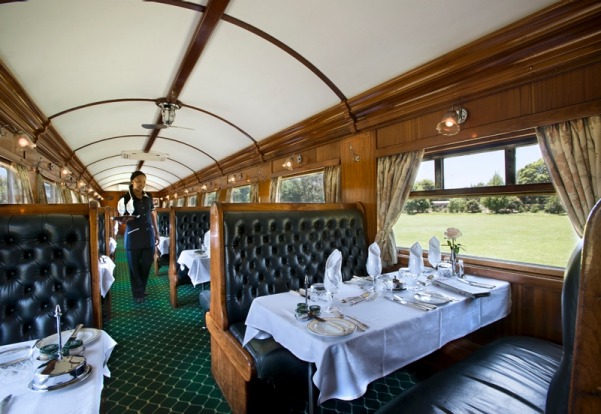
450,250,458,277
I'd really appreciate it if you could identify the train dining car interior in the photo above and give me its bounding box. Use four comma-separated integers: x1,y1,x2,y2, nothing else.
1,1,600,413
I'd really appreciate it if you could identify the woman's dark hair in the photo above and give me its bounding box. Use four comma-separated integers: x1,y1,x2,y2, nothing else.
130,170,146,181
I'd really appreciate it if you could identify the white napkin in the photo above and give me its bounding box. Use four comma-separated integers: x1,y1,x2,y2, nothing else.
324,249,342,292
203,230,211,257
409,242,424,275
428,236,441,268
366,242,382,277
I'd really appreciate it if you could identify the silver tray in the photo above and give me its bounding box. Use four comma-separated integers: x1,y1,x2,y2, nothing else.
28,364,92,392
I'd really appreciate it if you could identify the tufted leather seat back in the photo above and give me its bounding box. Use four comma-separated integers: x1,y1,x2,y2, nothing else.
0,206,100,346
156,208,170,237
98,208,106,255
174,208,210,258
546,240,582,413
220,205,367,326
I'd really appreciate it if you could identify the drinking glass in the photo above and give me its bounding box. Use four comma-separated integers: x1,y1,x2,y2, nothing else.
366,255,382,292
408,253,423,291
323,271,342,312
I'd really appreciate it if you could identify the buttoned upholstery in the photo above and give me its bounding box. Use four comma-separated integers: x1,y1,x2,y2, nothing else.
206,202,368,414
222,209,367,326
154,208,170,276
0,204,102,346
168,207,210,307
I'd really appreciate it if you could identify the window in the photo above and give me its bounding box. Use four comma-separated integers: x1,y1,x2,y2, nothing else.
187,195,197,207
394,141,579,268
204,191,217,206
231,185,251,203
44,180,61,204
278,172,325,203
0,162,32,204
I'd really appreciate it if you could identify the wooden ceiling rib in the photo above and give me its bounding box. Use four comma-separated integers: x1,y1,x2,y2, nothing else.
141,0,231,167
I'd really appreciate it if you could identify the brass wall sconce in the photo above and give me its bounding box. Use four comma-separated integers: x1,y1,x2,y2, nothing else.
201,183,208,191
436,105,468,136
282,154,302,171
349,145,360,162
15,131,36,148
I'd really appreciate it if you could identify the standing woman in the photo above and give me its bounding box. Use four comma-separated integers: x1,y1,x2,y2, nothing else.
117,171,159,304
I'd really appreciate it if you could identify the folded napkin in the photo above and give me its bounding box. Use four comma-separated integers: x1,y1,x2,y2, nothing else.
366,242,382,277
428,236,441,268
409,242,424,275
203,230,211,257
324,249,342,292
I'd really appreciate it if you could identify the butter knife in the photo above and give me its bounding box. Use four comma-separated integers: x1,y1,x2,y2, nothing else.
456,277,495,289
0,394,12,414
63,323,83,350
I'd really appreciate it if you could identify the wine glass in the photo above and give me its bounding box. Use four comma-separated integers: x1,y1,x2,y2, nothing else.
408,252,424,291
323,270,341,312
366,255,382,295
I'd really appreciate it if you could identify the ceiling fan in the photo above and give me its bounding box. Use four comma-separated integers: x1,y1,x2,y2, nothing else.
141,101,193,130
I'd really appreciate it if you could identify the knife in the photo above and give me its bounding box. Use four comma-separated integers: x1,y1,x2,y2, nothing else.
394,294,437,310
63,324,83,351
456,277,495,289
388,295,431,311
0,394,11,414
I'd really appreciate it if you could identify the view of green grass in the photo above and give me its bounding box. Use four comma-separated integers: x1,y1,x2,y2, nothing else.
393,212,580,268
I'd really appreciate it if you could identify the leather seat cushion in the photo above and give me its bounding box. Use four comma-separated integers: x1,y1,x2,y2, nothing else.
229,322,307,381
376,336,562,414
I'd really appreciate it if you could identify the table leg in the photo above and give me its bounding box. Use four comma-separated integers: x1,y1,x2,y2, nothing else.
308,363,315,414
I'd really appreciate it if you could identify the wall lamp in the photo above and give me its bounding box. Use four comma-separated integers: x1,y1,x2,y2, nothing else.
282,154,302,171
436,105,468,136
349,145,360,162
15,131,36,148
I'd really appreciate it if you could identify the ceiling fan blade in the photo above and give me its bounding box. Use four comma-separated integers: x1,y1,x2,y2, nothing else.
141,123,168,129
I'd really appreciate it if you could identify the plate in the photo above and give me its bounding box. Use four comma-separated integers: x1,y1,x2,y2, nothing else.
307,317,356,337
414,291,452,305
0,345,31,367
28,364,93,392
35,328,101,349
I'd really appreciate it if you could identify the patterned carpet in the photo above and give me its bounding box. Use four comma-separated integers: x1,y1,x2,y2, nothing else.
102,240,418,413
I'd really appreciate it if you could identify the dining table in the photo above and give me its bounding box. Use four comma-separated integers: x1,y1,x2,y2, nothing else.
157,236,170,256
176,249,211,286
243,273,511,405
0,329,117,414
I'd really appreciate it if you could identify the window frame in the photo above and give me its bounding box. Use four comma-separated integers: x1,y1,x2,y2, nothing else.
399,135,569,274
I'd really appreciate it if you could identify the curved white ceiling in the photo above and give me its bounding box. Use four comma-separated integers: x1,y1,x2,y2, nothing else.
0,0,557,191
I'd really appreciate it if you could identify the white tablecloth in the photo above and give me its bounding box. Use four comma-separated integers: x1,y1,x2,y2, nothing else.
243,274,511,404
109,237,117,255
177,250,211,286
0,330,117,414
98,255,116,298
157,236,170,256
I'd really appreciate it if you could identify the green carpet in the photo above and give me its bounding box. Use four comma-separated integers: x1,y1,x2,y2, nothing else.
102,240,417,413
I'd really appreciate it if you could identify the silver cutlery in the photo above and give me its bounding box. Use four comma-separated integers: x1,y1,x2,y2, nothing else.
311,314,350,334
415,291,457,302
396,295,437,310
456,277,495,289
388,294,433,311
343,291,370,305
331,308,369,330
